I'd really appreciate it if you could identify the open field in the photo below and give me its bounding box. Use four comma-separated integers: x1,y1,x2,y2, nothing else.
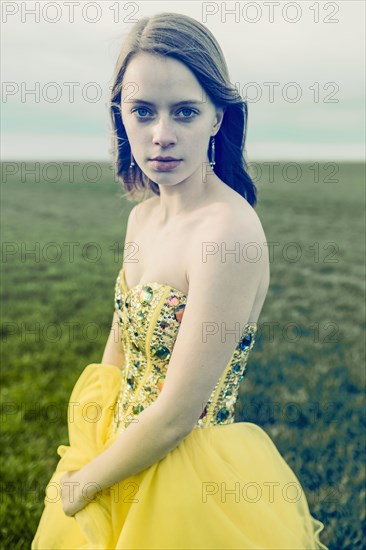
1,161,365,548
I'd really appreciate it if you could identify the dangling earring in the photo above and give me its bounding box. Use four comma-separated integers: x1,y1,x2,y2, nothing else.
130,150,135,168
209,136,216,168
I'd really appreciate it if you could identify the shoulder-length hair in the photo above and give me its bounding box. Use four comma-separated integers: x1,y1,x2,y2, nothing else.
109,12,257,207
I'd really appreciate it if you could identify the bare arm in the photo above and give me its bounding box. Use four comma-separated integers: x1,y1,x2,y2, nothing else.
72,214,267,497
74,394,187,499
101,310,125,370
100,204,140,369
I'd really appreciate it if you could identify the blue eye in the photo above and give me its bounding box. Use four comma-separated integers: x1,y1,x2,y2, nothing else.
179,108,196,118
133,107,150,118
131,107,198,120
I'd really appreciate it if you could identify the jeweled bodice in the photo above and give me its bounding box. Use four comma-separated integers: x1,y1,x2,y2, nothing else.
110,267,257,435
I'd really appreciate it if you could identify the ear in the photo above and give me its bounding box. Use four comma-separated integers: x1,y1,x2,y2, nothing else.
212,106,225,135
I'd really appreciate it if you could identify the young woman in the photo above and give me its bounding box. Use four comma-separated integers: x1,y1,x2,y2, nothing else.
32,12,328,549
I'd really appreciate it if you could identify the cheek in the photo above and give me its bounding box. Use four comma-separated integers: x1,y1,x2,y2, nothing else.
186,129,206,146
121,112,139,134
122,116,136,136
188,133,209,156
128,122,152,142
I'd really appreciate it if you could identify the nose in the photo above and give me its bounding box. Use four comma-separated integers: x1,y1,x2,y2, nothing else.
152,116,177,147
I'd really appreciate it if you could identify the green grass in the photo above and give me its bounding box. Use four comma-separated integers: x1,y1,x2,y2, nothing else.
1,161,365,549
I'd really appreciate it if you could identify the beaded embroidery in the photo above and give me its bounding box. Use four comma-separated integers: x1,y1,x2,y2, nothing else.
111,267,257,435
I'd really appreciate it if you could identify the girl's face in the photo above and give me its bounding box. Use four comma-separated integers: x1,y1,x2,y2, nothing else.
120,52,224,187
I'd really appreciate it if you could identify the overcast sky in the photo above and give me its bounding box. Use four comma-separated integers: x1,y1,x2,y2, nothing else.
1,0,365,161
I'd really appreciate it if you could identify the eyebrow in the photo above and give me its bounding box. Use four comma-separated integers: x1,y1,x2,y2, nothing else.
126,99,205,107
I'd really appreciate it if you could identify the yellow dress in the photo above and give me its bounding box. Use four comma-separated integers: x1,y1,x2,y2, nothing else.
32,266,328,550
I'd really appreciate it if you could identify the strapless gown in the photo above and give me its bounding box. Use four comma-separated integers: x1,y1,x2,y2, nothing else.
31,266,328,549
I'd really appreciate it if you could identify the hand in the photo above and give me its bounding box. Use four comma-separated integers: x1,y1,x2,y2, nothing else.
60,471,94,517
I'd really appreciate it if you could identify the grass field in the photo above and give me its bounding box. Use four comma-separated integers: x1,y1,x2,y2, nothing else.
1,161,365,549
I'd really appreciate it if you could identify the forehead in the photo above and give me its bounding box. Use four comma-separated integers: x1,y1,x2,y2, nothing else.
121,52,204,101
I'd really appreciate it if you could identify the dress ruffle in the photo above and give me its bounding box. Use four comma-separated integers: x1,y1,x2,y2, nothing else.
32,364,328,550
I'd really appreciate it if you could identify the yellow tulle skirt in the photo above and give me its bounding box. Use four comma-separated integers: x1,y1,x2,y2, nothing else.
31,364,328,549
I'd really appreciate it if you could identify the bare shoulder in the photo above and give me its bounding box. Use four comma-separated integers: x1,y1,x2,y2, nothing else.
125,196,158,238
188,198,269,299
135,196,159,221
192,198,268,264
232,199,267,242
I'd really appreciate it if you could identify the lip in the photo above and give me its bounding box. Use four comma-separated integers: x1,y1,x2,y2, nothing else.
149,159,182,171
150,156,181,161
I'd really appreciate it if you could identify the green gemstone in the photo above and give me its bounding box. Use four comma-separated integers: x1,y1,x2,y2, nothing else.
132,403,144,414
216,407,230,423
233,363,241,373
139,286,153,304
152,346,171,360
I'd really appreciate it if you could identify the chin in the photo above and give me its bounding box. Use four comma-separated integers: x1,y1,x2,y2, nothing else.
147,170,185,180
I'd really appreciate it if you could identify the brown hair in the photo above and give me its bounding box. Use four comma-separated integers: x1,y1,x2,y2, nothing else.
109,12,257,206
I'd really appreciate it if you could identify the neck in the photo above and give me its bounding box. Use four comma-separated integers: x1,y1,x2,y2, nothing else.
155,169,222,225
